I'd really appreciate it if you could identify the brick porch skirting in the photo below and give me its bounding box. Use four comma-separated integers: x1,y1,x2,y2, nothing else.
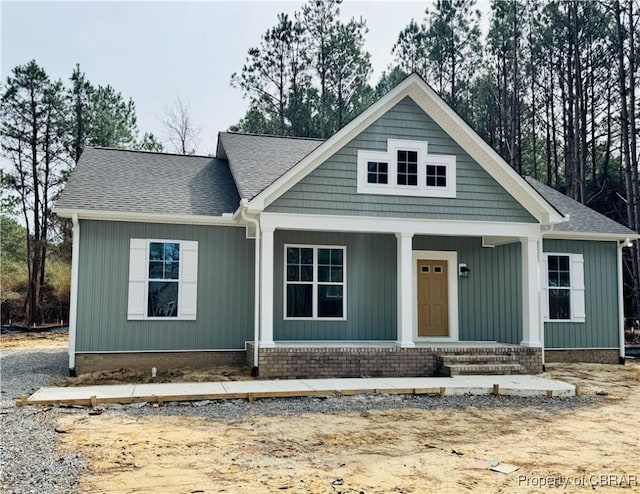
247,343,542,379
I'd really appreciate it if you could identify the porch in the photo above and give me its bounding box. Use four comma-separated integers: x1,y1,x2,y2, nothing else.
251,214,545,377
247,342,543,379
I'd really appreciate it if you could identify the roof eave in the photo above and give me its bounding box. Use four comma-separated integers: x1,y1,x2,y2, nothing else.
53,207,238,226
542,230,640,241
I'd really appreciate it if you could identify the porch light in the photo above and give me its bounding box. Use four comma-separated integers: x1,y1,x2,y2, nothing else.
459,264,471,278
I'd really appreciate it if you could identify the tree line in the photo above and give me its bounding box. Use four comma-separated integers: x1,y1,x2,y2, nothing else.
232,0,640,318
0,61,163,326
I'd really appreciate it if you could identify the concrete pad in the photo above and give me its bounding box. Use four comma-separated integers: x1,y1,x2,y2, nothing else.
28,384,135,403
132,382,227,398
221,380,315,395
302,378,387,392
24,374,575,407
375,377,451,389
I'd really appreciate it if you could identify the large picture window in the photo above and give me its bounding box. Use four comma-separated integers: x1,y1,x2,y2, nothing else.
285,245,346,320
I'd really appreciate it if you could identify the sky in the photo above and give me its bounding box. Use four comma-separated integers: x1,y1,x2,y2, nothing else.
1,0,490,155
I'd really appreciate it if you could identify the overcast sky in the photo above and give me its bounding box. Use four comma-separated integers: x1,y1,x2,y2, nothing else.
1,0,490,155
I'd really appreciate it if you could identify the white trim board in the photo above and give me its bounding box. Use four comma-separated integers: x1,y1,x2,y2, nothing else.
260,212,542,238
412,250,459,342
247,74,564,225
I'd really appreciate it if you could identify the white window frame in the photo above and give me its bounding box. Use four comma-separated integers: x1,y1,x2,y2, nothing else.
283,244,347,321
127,238,198,321
356,138,456,198
543,253,585,323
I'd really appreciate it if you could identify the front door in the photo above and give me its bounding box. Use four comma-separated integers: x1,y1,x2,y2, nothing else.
417,259,449,337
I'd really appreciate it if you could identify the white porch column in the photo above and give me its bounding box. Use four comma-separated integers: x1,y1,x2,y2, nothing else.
521,237,542,347
396,232,415,347
260,226,275,347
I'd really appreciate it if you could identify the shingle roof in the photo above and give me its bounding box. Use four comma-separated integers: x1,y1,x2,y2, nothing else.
218,132,323,199
525,177,636,236
56,147,239,216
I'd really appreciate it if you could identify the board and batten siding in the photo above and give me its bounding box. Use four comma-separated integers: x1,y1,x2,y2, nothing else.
543,239,619,348
273,231,397,341
413,236,523,344
76,220,254,352
267,97,535,223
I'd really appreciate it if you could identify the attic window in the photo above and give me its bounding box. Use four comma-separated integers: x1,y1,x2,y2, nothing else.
367,161,388,184
397,151,418,186
356,139,456,198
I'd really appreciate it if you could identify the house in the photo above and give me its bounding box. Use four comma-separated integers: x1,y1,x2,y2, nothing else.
55,74,638,378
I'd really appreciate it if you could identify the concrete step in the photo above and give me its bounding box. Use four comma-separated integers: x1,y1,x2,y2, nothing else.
442,363,523,376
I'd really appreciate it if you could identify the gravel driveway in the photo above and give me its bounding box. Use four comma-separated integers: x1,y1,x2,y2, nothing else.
1,348,84,494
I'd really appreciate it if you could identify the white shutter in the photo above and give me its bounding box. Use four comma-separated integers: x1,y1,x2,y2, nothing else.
127,239,147,320
180,241,198,320
570,253,586,322
542,255,549,320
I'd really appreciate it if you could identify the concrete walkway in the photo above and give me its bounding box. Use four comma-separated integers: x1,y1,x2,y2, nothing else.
22,375,575,407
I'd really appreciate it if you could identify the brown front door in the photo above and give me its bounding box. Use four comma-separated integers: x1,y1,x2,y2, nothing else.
417,259,449,337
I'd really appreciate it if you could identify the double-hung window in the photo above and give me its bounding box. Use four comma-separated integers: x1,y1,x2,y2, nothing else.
543,253,585,323
127,239,198,320
148,242,180,317
285,245,346,320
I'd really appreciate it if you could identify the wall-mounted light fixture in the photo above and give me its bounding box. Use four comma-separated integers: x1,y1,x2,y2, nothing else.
459,263,471,278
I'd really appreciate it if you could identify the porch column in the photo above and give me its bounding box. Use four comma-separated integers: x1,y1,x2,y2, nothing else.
521,237,542,347
260,226,275,347
396,232,415,347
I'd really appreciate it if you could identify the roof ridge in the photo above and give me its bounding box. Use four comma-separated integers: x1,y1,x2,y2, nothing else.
90,146,216,160
222,131,325,142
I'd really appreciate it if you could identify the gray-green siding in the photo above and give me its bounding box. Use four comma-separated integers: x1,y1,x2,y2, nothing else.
76,220,254,352
413,236,523,344
543,239,619,348
273,231,397,340
273,232,523,344
267,97,536,223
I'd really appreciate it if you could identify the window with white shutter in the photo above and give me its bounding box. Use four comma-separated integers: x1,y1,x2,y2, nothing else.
127,239,198,320
542,253,585,323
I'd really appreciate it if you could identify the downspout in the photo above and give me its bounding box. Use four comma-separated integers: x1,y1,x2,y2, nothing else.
617,238,630,364
240,201,260,375
68,214,80,376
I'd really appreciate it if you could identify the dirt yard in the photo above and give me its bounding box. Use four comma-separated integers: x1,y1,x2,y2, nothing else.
54,362,639,494
0,330,68,349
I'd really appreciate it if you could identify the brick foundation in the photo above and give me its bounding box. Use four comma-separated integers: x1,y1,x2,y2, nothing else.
545,349,620,364
248,343,542,378
75,351,245,374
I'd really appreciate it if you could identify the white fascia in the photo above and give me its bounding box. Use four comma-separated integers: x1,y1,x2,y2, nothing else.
542,231,640,241
260,212,542,239
53,208,239,226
